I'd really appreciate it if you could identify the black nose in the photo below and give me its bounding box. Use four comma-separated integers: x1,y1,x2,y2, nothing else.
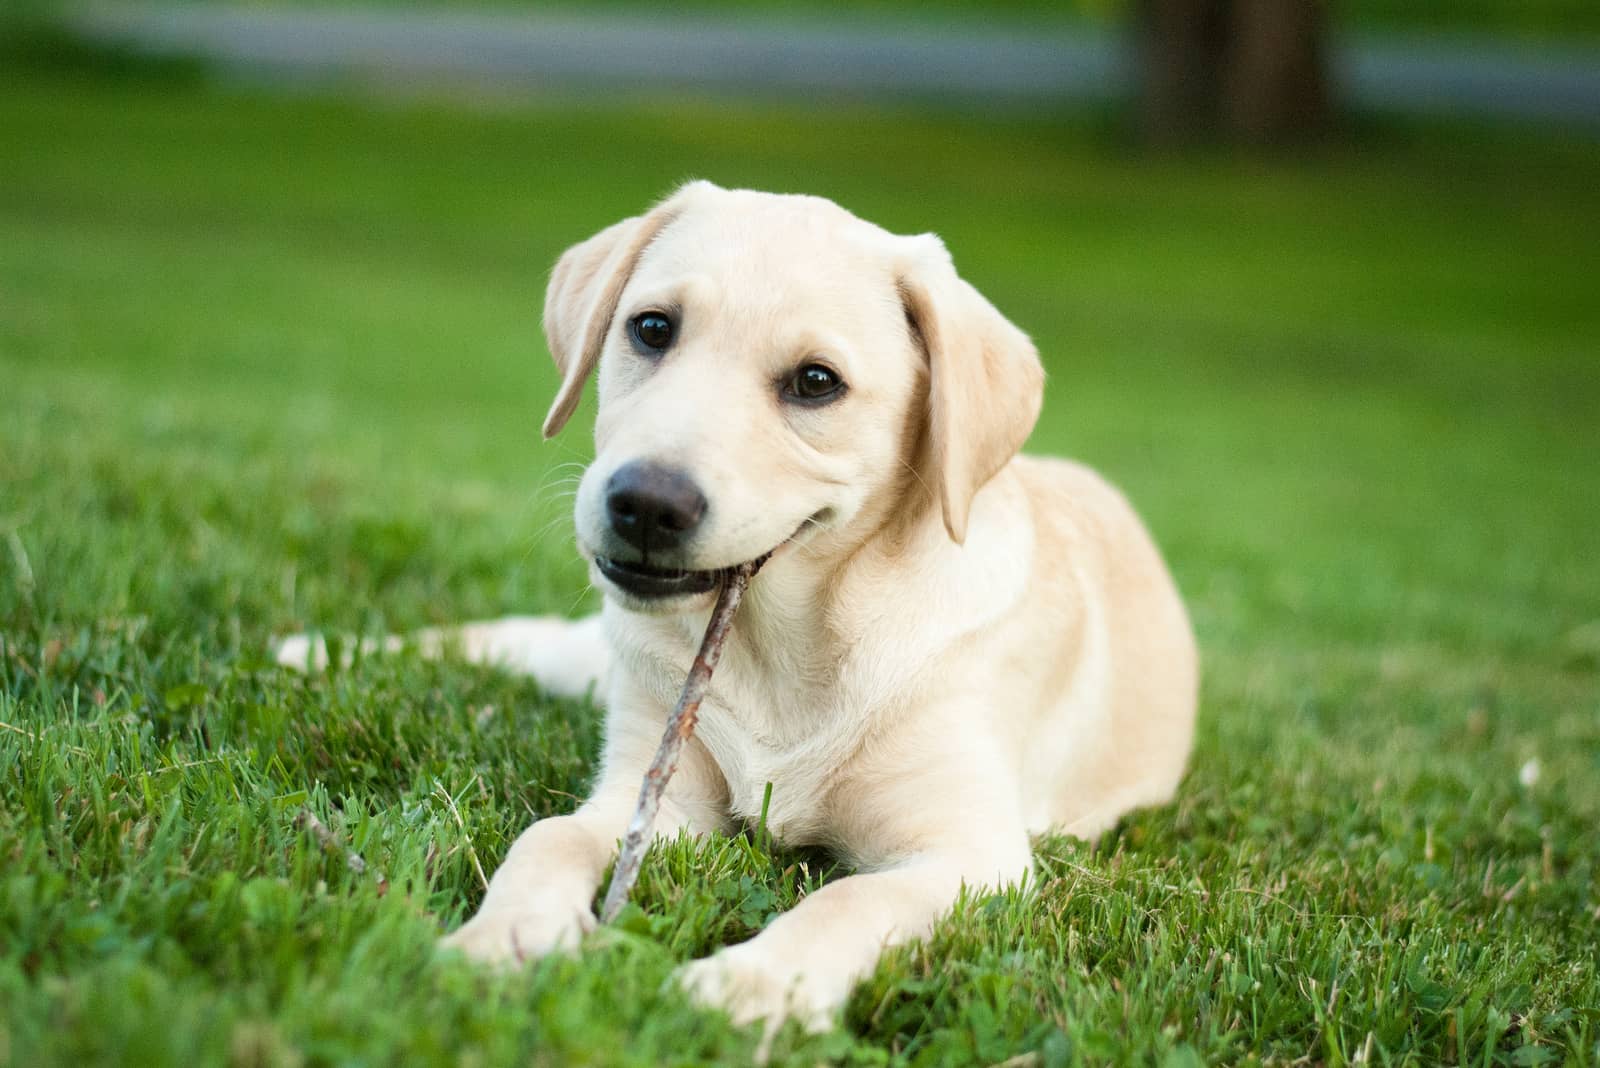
605,462,707,553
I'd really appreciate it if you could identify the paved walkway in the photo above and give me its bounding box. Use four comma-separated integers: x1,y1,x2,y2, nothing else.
68,4,1600,129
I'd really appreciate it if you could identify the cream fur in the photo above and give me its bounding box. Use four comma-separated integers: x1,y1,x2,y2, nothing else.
278,182,1198,1034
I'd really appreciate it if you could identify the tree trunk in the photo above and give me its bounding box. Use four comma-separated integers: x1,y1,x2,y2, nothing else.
1138,0,1330,145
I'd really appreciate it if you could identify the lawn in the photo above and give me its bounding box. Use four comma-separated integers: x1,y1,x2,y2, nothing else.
1,66,1598,1066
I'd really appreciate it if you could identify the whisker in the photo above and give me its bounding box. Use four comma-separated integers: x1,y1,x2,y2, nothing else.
531,514,575,547
566,582,597,617
540,439,596,470
790,514,833,559
896,457,935,501
527,474,585,506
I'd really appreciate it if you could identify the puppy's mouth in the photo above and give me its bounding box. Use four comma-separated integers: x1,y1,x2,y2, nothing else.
594,514,826,602
594,556,723,600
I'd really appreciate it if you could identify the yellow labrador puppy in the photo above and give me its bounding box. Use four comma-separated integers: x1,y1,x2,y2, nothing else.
280,180,1197,1030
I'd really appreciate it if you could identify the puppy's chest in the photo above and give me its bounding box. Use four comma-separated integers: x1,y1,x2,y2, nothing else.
625,618,887,847
694,679,866,846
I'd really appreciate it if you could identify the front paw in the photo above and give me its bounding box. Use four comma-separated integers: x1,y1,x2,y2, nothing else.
439,902,595,967
678,944,843,1033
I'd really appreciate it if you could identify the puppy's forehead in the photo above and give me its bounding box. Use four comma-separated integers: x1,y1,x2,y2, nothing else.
638,190,900,302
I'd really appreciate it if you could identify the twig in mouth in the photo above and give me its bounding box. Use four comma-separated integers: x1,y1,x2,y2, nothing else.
599,555,767,923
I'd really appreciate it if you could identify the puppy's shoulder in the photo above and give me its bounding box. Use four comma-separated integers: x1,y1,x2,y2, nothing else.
1010,455,1185,629
1011,455,1140,542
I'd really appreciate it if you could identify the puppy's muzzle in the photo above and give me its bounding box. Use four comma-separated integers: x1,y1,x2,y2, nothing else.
597,461,718,600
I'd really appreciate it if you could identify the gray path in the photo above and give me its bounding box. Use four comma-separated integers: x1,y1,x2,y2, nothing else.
67,4,1600,129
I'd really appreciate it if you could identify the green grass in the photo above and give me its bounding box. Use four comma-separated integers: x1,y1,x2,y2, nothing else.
2,68,1599,1066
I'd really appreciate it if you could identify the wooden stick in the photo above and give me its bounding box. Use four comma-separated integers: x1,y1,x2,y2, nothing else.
599,555,766,923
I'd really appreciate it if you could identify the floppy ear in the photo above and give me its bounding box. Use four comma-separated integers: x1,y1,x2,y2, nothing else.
899,234,1045,544
540,183,708,438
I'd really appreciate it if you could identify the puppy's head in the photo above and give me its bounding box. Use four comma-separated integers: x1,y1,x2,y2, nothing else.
543,181,1043,611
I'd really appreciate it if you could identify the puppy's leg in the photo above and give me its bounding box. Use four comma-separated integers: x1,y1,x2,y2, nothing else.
679,845,1028,1031
441,679,729,964
275,614,609,700
679,722,1031,1031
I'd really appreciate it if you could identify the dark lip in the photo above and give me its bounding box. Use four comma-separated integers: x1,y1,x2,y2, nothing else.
592,513,824,602
595,556,723,600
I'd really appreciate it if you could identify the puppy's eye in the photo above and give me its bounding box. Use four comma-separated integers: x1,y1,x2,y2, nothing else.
784,363,846,404
629,312,674,353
